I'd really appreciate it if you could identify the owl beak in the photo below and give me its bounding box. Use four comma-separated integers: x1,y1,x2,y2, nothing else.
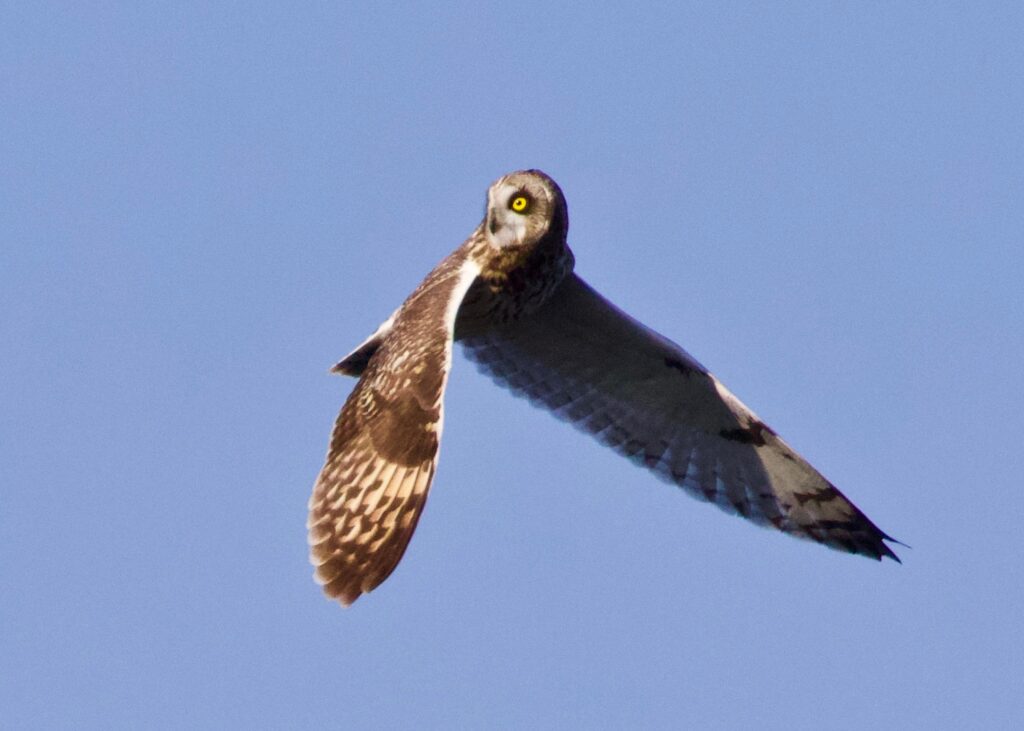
487,209,501,235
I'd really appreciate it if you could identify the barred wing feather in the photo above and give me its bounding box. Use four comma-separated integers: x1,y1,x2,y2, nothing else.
460,274,898,561
308,256,481,605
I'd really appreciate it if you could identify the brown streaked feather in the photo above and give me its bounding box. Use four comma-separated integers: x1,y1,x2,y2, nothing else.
308,252,482,605
460,274,899,562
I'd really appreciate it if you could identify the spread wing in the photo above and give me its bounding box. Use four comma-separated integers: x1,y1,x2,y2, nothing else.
308,256,482,605
460,274,899,561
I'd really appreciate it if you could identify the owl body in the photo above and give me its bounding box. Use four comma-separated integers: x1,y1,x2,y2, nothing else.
310,169,899,606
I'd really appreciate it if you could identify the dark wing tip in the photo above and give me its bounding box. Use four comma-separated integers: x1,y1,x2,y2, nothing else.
879,542,901,564
843,525,903,563
879,533,909,563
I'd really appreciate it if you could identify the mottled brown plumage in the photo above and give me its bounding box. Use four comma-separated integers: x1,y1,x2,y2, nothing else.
309,171,572,605
309,169,898,607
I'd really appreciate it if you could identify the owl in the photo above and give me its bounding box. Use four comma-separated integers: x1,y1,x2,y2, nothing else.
307,170,899,606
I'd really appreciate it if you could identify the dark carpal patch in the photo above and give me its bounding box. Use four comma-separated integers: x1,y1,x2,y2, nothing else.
719,420,776,447
664,357,697,376
793,484,842,506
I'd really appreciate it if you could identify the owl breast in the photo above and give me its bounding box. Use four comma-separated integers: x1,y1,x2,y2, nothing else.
454,232,575,340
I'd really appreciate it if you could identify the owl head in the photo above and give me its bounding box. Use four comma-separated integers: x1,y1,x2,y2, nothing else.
484,169,569,249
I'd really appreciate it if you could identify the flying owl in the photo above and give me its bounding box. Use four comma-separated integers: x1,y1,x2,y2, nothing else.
307,170,899,606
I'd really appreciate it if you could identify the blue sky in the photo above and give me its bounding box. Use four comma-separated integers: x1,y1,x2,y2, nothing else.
2,3,1022,729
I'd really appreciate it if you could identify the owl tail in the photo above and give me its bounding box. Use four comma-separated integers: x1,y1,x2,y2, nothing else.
330,309,398,377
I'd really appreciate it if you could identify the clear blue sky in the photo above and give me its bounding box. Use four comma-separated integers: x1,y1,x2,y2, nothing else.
2,3,1022,729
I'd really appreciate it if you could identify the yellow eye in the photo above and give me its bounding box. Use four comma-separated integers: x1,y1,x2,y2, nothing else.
510,195,530,213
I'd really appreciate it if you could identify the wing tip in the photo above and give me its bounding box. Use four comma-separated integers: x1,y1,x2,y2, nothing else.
332,589,361,607
878,532,909,563
315,567,368,607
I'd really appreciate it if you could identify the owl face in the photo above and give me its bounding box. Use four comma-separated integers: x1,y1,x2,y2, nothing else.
484,170,568,249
